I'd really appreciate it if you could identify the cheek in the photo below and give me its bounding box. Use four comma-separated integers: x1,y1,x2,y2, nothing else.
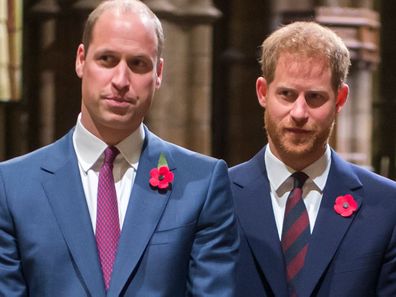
310,106,337,127
266,100,289,121
84,64,112,85
132,75,157,93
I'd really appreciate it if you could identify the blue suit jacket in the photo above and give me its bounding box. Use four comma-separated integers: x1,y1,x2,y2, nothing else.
0,128,239,297
230,146,396,297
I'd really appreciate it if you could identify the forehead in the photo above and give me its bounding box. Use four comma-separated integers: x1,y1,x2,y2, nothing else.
275,53,332,83
91,9,158,53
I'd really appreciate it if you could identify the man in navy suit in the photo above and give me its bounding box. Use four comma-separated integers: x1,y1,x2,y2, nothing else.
0,1,238,296
230,21,396,297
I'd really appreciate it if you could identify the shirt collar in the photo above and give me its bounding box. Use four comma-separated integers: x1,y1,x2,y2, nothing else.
73,114,145,173
265,145,331,194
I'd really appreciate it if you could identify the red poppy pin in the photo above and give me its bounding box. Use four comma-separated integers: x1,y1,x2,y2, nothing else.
149,153,174,191
334,194,358,217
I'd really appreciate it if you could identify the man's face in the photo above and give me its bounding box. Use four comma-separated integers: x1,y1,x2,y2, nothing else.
256,53,348,170
75,9,163,143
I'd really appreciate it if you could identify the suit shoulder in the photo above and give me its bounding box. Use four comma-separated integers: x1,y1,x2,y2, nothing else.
154,141,230,188
162,140,225,167
338,161,396,213
229,154,261,172
229,148,266,181
351,163,396,191
145,128,221,165
0,132,71,173
1,144,51,168
229,160,253,178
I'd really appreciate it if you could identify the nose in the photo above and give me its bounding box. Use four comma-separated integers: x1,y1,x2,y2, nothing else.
289,94,308,121
112,61,130,92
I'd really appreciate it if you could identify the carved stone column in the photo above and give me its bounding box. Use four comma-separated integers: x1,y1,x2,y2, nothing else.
3,0,62,158
30,0,60,147
216,0,272,165
275,0,314,12
72,0,100,10
316,7,379,168
376,0,396,178
21,0,90,152
145,0,220,155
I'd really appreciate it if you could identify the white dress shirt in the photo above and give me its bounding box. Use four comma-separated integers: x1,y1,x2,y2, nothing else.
265,145,331,239
72,116,144,232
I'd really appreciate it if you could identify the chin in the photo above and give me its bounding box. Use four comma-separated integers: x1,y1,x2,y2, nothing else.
283,144,311,156
283,137,327,160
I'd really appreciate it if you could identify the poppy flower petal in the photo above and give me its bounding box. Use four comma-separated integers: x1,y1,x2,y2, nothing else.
149,159,173,191
334,194,358,217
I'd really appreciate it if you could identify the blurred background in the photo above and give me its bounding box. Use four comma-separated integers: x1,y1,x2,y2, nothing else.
1,0,396,179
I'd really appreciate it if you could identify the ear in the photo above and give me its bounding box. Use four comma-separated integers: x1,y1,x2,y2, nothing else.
75,44,85,78
256,76,268,108
155,58,164,88
335,83,349,113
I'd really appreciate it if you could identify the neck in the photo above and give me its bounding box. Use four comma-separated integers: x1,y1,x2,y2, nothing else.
268,143,326,171
80,115,140,146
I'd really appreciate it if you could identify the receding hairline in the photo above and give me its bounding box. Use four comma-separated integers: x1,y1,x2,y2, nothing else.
82,0,164,57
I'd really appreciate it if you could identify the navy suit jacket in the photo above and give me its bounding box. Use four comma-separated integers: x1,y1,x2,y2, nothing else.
0,128,239,297
230,146,396,297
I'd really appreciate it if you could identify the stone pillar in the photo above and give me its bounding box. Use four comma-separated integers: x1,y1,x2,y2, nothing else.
72,0,101,10
212,0,272,165
36,19,57,146
275,0,314,12
18,0,91,153
2,0,60,158
29,0,60,147
145,0,220,155
315,7,379,168
376,0,396,179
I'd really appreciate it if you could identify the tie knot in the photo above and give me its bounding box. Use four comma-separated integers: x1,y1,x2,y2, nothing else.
103,146,119,165
292,171,308,189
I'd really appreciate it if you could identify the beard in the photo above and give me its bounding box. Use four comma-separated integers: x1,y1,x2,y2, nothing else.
264,111,334,161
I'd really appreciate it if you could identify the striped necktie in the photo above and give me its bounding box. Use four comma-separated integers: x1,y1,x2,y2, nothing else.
281,171,309,297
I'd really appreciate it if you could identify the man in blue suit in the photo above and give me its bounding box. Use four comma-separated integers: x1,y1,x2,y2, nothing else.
230,21,396,297
0,1,238,296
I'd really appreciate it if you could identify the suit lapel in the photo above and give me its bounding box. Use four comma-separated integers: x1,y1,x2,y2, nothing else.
232,148,289,296
108,130,174,297
297,151,363,297
41,132,106,297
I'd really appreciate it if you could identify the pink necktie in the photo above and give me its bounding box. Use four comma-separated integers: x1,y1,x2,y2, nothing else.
96,146,120,291
281,172,309,297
